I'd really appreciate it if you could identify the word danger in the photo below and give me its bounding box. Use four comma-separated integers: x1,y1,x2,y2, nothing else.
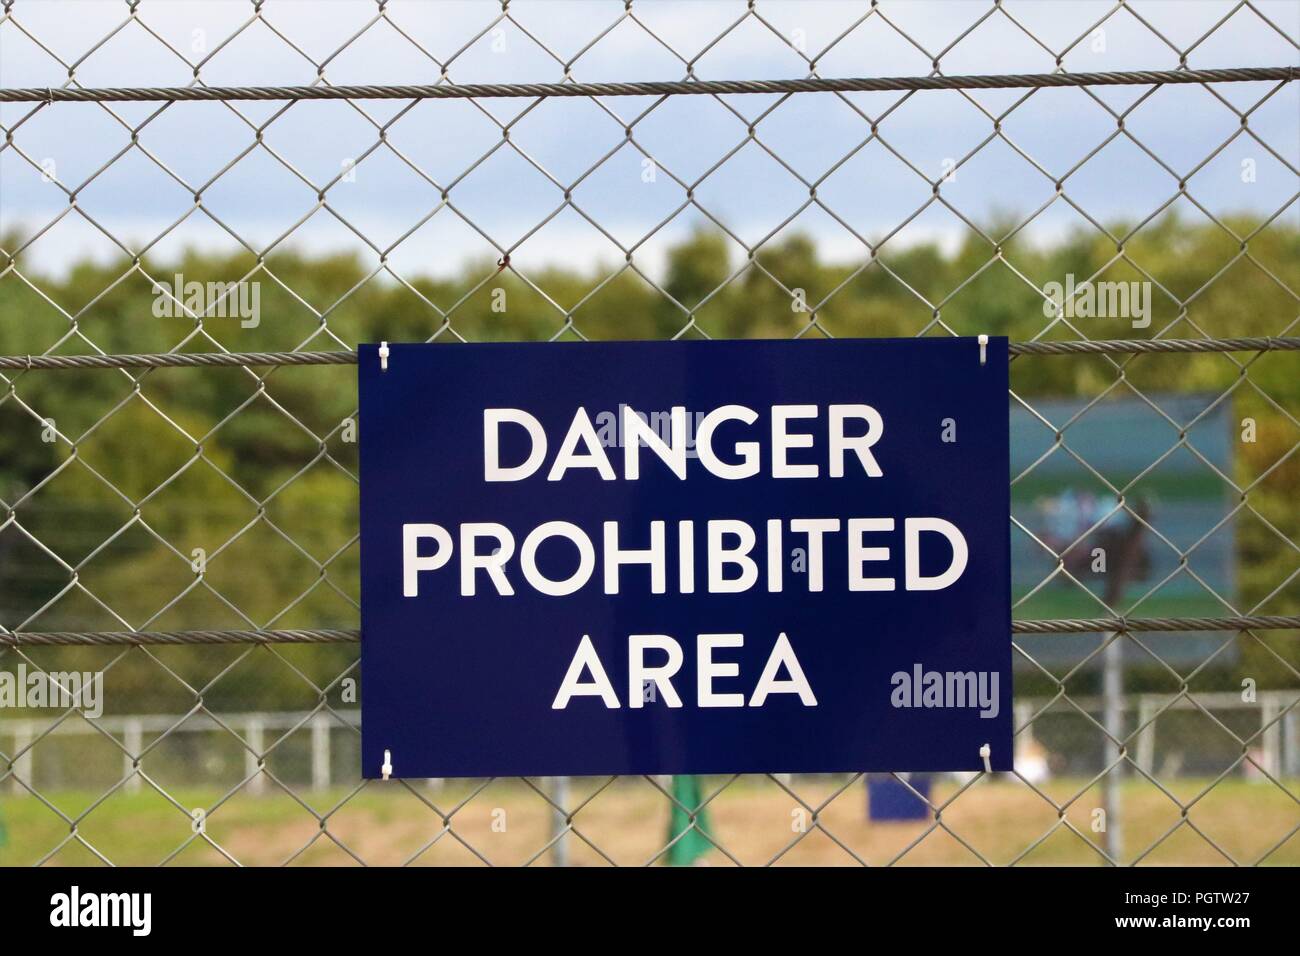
401,404,970,598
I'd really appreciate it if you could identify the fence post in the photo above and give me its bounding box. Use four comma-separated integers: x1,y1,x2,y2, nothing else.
1135,695,1156,776
123,718,142,794
11,720,33,793
1013,700,1032,765
246,717,265,795
1260,694,1280,778
1102,636,1124,862
311,713,330,793
1285,708,1299,778
550,775,570,867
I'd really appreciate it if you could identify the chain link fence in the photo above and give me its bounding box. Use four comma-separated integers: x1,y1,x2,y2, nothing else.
0,0,1298,865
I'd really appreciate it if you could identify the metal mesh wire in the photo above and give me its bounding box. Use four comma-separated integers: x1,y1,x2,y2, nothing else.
0,0,1298,865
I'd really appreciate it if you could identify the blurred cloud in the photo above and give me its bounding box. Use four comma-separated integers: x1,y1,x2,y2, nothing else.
1,0,1296,278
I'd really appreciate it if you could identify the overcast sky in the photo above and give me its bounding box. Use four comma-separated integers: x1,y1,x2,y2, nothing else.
1,0,1297,279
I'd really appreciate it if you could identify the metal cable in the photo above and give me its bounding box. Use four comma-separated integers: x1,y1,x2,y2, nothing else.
4,615,1296,646
0,350,359,371
3,337,1299,370
0,628,360,646
0,66,1294,103
1011,615,1300,634
1009,336,1300,356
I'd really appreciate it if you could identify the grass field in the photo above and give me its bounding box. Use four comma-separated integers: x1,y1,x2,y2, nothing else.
2,776,1296,866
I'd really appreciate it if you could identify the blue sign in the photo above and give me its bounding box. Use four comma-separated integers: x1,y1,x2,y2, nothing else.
359,338,1011,778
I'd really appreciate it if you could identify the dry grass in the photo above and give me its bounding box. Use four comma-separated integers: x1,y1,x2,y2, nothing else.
2,776,1296,866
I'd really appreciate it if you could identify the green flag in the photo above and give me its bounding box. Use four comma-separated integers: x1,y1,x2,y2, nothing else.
666,775,713,866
